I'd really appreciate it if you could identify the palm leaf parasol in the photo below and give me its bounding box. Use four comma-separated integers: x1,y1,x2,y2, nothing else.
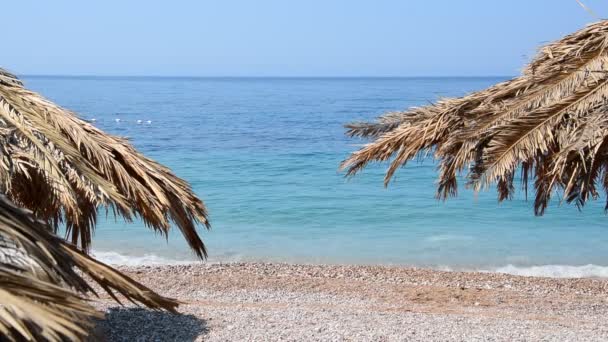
342,20,608,214
0,70,209,257
0,70,212,340
0,194,180,341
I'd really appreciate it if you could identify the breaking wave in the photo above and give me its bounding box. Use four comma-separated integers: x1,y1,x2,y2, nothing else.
92,251,194,266
91,251,608,278
490,264,608,278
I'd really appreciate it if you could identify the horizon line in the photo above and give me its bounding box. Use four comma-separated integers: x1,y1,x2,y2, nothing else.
20,74,515,79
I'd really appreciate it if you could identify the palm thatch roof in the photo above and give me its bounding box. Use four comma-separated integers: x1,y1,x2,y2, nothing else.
0,194,179,341
0,69,213,340
0,70,209,257
342,20,608,214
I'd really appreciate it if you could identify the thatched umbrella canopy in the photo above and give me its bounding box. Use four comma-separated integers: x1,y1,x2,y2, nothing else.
0,194,179,340
0,70,211,340
0,69,209,257
342,20,608,214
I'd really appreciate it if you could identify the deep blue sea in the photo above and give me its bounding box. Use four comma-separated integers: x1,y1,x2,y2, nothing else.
24,76,608,277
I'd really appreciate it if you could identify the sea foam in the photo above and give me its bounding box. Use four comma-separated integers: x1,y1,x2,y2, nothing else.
92,251,608,278
92,251,193,266
491,264,608,278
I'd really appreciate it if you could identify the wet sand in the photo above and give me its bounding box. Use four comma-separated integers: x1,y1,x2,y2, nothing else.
93,263,608,341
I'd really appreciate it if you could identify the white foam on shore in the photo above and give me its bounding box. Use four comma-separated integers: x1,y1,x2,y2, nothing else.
91,251,608,278
490,264,608,278
92,251,194,266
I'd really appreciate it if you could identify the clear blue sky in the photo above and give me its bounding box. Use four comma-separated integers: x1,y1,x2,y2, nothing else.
5,1,608,76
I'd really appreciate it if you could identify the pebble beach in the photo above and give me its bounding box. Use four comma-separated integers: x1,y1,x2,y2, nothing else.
92,263,608,341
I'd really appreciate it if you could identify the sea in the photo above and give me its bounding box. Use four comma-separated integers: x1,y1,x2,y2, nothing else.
23,76,608,278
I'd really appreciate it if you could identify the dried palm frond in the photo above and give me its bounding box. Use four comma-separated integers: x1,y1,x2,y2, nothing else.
342,20,608,213
0,71,210,257
0,194,179,341
0,70,209,340
0,266,98,342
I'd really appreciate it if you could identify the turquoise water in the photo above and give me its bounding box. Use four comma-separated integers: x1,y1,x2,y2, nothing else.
24,76,608,276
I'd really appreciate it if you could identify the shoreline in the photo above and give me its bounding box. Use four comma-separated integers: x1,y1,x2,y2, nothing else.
93,262,608,341
93,250,608,278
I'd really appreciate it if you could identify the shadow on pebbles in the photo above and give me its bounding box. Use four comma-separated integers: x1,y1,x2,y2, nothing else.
93,307,208,342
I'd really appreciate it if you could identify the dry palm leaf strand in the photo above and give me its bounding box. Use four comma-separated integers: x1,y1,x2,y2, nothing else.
342,20,608,213
0,72,209,257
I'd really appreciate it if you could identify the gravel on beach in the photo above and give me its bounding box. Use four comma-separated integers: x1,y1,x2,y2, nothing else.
92,263,608,341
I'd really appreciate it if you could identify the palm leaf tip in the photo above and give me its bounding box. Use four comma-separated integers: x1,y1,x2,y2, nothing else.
0,67,210,258
342,20,608,214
